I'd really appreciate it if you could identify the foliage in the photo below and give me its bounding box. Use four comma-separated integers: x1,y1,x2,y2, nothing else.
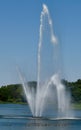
0,80,81,103
62,79,81,103
0,81,37,103
0,84,26,103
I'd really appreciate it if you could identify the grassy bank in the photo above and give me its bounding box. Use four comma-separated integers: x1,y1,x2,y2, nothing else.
72,103,81,109
0,101,27,105
0,101,81,110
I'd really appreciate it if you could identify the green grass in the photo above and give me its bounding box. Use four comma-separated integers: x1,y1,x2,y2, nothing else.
0,101,27,105
72,103,81,109
0,101,81,110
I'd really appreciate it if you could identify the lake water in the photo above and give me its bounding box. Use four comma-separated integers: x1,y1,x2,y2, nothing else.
0,104,81,130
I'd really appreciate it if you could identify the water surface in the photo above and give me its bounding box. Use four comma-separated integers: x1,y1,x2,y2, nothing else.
0,104,81,130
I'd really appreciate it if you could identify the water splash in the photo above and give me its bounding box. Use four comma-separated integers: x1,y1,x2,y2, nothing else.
18,4,73,118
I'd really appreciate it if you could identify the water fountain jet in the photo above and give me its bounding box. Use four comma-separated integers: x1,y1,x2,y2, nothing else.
18,4,73,118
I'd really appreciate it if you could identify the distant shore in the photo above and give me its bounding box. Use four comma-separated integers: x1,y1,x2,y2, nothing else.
0,101,27,105
72,103,81,110
0,102,81,110
0,80,81,108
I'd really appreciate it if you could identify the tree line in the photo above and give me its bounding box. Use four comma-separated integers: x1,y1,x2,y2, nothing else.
0,80,81,103
62,79,81,103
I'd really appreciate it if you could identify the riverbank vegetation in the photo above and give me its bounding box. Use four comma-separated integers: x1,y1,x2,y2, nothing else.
62,79,81,103
0,80,81,108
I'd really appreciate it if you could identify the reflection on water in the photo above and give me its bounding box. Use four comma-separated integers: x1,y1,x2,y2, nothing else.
0,118,81,130
28,119,70,130
0,104,81,130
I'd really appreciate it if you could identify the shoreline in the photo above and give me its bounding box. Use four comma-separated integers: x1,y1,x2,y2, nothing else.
0,102,27,105
0,102,81,109
71,103,81,110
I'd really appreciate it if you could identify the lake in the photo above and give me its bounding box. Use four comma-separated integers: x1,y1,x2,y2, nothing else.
0,104,81,130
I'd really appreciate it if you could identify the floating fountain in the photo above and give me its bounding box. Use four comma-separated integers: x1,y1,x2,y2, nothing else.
18,4,73,118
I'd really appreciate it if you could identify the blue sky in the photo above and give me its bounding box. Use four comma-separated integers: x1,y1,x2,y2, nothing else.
0,0,81,86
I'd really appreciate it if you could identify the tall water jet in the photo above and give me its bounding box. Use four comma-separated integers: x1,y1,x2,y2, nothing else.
36,4,57,117
18,4,73,118
36,4,72,117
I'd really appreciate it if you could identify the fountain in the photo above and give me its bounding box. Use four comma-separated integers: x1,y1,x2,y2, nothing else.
18,4,72,118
